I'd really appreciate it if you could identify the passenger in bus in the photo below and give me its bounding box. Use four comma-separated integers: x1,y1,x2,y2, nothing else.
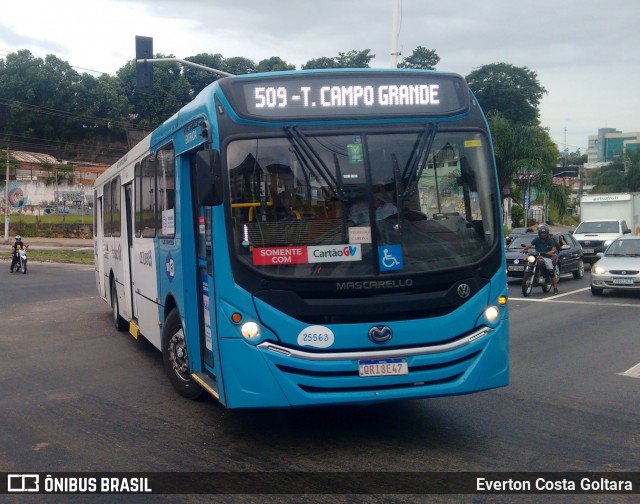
275,190,301,220
348,193,397,226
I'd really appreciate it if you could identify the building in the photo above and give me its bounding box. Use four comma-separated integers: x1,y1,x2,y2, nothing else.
1,150,108,213
587,128,640,163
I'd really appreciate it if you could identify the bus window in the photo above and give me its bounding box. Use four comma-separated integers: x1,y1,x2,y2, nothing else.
103,180,111,237
157,145,175,237
140,156,156,238
134,163,142,238
111,177,121,238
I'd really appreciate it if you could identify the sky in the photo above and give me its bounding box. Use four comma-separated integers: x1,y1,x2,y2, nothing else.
1,0,639,155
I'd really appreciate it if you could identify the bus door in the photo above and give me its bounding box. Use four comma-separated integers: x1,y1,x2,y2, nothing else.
191,151,223,402
124,183,138,320
196,204,218,375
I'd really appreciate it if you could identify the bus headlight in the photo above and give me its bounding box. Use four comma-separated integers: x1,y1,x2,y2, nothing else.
484,305,500,324
241,321,261,340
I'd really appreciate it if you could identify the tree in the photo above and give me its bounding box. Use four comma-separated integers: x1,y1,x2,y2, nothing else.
590,162,626,193
466,63,547,125
623,148,640,192
117,54,192,129
183,53,227,96
256,57,296,73
398,46,439,70
224,57,257,76
488,112,559,222
301,57,338,70
559,149,587,167
302,49,374,69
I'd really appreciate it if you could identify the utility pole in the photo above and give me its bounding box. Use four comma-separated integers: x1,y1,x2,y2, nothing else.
4,145,9,241
390,0,401,68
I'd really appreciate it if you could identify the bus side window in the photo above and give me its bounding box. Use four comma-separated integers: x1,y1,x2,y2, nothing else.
140,156,156,238
103,180,112,237
134,162,142,238
111,177,121,237
157,145,175,237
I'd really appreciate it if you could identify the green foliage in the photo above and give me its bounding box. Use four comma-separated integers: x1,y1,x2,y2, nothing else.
591,161,628,193
510,204,524,227
398,46,440,70
302,50,374,69
489,112,558,196
624,148,640,192
256,57,296,73
559,149,587,166
0,50,130,159
466,62,547,125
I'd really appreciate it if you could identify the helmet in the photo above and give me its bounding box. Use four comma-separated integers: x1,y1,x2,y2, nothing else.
15,235,22,241
537,225,549,239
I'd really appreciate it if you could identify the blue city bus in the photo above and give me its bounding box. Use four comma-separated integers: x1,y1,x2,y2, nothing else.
94,69,509,408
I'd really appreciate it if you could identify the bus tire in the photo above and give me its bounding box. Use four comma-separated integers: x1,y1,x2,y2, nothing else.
162,308,204,400
111,281,127,332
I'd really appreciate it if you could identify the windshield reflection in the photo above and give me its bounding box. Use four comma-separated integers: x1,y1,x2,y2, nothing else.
226,129,497,277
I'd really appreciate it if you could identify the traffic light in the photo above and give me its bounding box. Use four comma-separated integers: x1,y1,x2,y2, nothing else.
135,36,153,92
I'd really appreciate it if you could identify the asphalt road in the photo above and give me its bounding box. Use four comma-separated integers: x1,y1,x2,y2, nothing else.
1,265,638,503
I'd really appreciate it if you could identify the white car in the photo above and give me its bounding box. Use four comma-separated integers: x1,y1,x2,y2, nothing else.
590,235,640,295
573,219,632,265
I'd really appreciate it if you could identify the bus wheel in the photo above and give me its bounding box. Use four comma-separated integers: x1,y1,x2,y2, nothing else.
162,308,203,400
111,281,127,332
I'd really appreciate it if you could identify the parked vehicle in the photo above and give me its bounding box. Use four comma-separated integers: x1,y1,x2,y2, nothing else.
572,219,632,265
590,235,640,295
506,231,584,279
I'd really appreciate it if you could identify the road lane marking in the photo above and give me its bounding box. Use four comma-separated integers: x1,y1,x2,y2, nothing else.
509,297,640,308
510,287,640,307
619,362,640,379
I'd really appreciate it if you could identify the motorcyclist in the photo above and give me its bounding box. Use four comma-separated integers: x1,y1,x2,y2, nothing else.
10,235,28,273
521,224,559,294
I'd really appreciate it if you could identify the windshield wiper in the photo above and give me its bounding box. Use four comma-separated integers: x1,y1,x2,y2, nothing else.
401,123,437,200
392,153,404,225
286,127,348,202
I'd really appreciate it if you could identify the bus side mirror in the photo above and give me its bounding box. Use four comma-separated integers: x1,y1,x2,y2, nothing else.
195,150,223,206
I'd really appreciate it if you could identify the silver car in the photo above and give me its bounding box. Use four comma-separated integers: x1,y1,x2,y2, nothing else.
590,235,640,295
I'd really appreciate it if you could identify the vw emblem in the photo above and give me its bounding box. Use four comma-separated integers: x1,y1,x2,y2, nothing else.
457,283,471,298
514,259,520,265
368,325,393,344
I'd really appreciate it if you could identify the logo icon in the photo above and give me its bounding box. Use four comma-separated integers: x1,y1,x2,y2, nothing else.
378,245,403,272
8,474,39,492
457,284,471,298
368,325,393,343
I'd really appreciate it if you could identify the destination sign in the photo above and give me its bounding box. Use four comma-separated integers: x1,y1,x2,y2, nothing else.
221,71,469,121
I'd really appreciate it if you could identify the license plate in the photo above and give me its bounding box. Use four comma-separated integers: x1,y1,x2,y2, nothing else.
358,358,408,377
612,277,634,285
583,248,594,254
507,265,525,271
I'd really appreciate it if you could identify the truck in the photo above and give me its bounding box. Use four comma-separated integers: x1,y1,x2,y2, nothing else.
574,193,640,263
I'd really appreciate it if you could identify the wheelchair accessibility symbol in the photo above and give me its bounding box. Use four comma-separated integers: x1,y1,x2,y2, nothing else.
378,244,403,271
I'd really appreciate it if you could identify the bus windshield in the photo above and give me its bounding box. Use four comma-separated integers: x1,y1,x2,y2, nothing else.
227,128,497,277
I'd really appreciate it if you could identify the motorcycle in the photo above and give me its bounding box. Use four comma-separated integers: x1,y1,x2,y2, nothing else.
10,245,28,274
521,250,552,297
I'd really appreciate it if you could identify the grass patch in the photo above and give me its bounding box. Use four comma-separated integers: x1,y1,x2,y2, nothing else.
10,214,93,225
18,249,95,264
